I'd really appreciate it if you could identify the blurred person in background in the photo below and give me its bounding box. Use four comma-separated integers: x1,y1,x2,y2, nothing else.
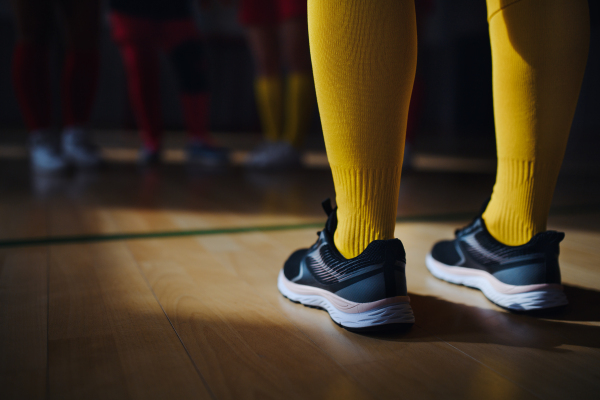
240,0,315,169
108,0,228,167
11,0,103,173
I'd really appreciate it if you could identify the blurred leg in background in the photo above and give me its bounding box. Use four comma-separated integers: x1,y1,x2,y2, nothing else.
241,0,314,169
110,13,163,165
58,0,103,168
110,0,226,167
163,19,228,167
12,0,102,173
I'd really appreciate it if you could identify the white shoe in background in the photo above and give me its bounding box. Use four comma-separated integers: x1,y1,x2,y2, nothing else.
62,126,102,168
30,130,69,173
244,141,302,169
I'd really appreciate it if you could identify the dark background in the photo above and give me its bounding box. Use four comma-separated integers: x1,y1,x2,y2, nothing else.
0,0,598,170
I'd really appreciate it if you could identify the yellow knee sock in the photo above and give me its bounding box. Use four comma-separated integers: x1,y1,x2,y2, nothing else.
255,76,283,141
482,0,589,245
309,0,417,258
283,72,315,148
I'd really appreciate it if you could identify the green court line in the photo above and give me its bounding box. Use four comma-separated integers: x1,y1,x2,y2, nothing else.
1,203,599,249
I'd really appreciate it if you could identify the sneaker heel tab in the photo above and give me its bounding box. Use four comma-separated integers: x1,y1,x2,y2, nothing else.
321,198,334,216
385,239,406,261
536,230,565,245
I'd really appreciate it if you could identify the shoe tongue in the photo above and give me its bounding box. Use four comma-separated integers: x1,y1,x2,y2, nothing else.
325,208,338,235
321,199,338,235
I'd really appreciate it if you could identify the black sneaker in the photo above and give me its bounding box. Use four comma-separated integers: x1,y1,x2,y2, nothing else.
277,200,415,331
426,213,568,311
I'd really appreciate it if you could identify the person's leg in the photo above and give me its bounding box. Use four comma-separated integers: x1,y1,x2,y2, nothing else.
279,13,314,149
110,13,163,153
482,0,590,246
57,0,102,167
162,19,211,144
311,0,417,258
58,0,100,128
12,0,69,172
247,25,283,142
11,0,53,132
426,0,589,311
163,18,228,166
276,0,417,330
240,0,284,142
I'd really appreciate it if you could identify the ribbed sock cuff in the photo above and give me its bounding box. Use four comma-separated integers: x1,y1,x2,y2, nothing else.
332,165,401,258
483,158,560,246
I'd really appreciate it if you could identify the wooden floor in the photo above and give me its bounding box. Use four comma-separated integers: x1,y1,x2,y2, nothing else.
1,159,599,400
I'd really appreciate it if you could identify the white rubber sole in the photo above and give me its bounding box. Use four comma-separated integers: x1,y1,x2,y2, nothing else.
425,254,568,311
277,271,415,330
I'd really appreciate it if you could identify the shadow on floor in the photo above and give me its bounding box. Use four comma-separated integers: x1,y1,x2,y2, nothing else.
367,285,600,351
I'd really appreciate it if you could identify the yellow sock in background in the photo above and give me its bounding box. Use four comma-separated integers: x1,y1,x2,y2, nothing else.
283,72,315,148
308,0,417,258
482,0,589,246
255,76,283,142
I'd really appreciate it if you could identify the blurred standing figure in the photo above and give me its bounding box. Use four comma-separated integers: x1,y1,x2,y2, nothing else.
12,0,103,173
241,0,315,169
109,0,227,166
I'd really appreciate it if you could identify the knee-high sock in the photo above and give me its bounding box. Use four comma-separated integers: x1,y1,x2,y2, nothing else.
283,72,315,148
62,48,99,127
118,44,163,151
309,0,417,258
255,76,283,142
482,0,589,246
12,42,52,131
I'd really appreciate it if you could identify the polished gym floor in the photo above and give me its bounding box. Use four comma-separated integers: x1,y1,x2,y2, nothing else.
1,142,599,399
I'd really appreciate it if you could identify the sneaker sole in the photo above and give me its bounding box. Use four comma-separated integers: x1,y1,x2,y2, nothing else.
425,253,568,311
277,271,415,331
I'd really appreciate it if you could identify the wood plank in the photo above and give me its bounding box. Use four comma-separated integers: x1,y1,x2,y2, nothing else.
0,247,48,400
47,241,213,399
395,221,600,400
0,194,48,240
217,229,538,400
125,236,376,400
45,189,211,399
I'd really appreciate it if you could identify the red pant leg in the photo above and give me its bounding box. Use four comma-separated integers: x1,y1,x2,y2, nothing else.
278,0,307,21
162,19,212,143
110,13,163,151
239,0,278,26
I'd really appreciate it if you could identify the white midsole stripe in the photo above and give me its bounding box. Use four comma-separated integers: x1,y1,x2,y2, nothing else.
425,254,563,294
279,271,410,314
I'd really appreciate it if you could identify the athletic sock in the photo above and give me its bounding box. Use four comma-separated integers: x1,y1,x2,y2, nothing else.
118,44,163,152
255,76,283,142
62,48,99,127
283,72,315,148
12,42,52,131
181,93,211,144
309,0,417,258
482,0,589,246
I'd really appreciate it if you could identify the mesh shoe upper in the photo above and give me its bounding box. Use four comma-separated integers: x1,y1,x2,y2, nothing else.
283,199,408,303
431,217,564,286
